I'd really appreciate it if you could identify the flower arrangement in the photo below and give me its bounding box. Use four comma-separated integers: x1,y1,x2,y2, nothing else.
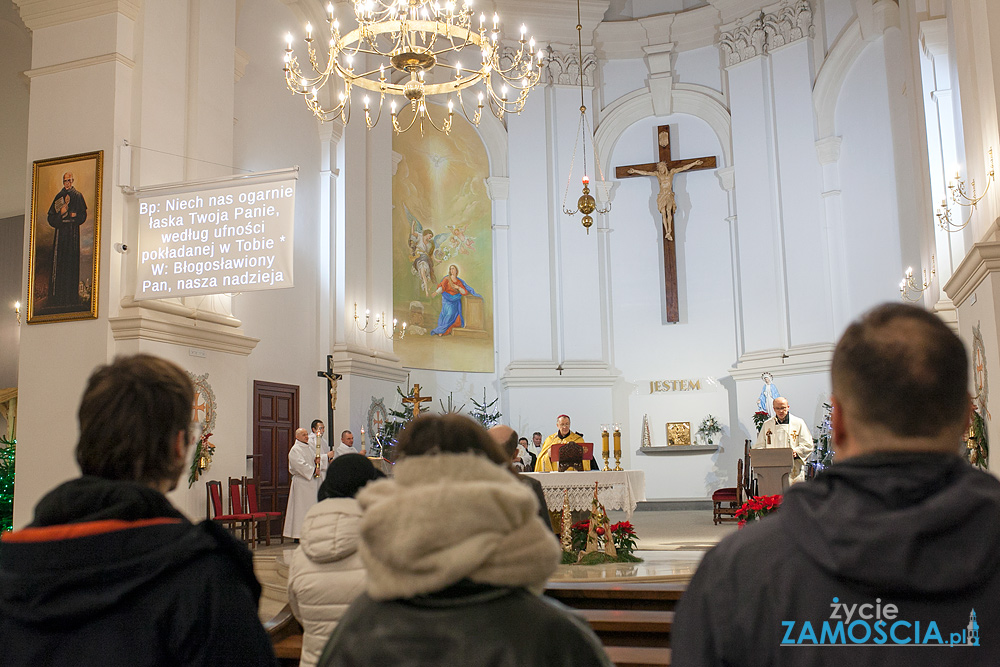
753,411,770,433
697,415,723,445
187,431,215,487
562,519,642,564
735,494,782,528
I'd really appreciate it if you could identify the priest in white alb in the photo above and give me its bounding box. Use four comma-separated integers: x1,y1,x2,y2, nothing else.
283,427,327,540
753,397,813,483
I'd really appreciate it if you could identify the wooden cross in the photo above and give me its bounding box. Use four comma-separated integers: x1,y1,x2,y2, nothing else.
402,383,433,415
615,126,717,322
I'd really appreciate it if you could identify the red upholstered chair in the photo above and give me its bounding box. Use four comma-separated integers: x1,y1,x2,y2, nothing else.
228,477,261,549
244,476,284,546
712,459,744,525
206,480,253,546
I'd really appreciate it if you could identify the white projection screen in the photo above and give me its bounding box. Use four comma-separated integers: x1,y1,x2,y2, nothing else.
134,168,297,300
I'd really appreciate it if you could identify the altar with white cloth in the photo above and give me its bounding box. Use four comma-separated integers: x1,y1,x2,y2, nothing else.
522,471,646,519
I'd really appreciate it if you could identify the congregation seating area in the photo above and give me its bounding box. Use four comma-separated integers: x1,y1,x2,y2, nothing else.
265,580,681,666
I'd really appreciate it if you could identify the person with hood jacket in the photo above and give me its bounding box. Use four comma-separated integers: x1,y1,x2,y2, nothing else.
287,453,384,667
673,303,1000,666
317,413,612,667
0,354,276,667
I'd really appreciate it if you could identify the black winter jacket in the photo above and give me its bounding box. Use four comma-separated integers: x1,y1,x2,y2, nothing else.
0,476,277,667
318,580,612,667
673,452,1000,666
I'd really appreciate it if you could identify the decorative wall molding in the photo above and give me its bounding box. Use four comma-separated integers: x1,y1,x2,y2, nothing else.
25,51,134,79
716,165,736,191
718,0,813,68
815,136,843,165
595,84,733,175
813,1,899,140
331,348,409,383
729,342,836,381
542,46,599,87
109,313,259,356
500,360,620,389
943,241,1000,308
485,176,510,201
13,0,140,30
234,47,249,83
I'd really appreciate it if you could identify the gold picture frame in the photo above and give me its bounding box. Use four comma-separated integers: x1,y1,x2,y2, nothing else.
666,422,691,447
27,151,103,324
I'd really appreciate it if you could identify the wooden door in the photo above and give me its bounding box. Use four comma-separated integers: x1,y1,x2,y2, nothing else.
253,381,299,537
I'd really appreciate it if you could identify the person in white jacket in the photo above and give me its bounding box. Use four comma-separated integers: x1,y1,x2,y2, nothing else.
287,454,385,667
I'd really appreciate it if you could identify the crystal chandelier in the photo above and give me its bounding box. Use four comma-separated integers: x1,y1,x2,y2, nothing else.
283,1,545,134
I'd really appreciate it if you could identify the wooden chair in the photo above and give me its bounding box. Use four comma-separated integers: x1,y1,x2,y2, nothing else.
245,476,284,546
206,480,253,546
743,439,756,498
229,477,264,549
712,459,743,524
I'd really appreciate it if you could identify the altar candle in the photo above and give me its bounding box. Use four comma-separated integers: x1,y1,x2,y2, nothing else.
601,426,610,460
360,426,366,452
613,424,621,457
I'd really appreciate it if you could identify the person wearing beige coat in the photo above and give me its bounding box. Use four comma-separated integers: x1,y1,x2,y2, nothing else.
287,454,383,667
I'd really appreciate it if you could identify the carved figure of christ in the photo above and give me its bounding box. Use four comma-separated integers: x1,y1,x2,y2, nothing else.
615,126,717,323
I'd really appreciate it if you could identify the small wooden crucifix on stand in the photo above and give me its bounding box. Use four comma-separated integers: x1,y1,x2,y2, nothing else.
615,126,717,322
402,383,433,415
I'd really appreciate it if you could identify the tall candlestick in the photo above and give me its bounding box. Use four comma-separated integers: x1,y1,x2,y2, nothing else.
360,426,367,455
601,425,610,471
613,424,622,471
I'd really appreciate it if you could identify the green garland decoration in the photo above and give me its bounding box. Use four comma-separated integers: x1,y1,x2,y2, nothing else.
0,435,14,533
967,407,989,469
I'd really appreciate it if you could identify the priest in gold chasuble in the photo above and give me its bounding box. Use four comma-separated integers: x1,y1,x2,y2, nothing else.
535,415,593,472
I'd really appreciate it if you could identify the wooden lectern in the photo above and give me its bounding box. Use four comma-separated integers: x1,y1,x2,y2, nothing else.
750,448,793,495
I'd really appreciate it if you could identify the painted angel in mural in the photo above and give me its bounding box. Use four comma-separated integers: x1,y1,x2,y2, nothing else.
405,206,477,296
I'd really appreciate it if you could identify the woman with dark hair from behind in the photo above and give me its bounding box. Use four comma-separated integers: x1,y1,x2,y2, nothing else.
317,413,612,667
287,454,385,667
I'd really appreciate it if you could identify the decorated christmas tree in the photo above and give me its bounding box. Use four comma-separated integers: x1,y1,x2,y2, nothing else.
810,403,834,475
375,386,416,460
0,435,14,533
468,388,502,428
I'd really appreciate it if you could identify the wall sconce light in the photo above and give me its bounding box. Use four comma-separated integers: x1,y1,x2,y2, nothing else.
14,301,20,324
899,256,935,302
354,303,406,340
937,150,994,232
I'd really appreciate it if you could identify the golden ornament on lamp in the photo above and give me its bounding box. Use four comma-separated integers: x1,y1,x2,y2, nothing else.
561,0,610,233
282,0,545,135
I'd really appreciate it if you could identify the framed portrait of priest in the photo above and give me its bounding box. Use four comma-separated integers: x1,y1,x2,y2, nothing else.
27,151,103,324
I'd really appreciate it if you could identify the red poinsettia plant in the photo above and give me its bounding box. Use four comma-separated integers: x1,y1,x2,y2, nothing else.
735,494,782,528
569,520,638,556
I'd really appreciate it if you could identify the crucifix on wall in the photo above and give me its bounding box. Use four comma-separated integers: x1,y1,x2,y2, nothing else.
615,126,717,322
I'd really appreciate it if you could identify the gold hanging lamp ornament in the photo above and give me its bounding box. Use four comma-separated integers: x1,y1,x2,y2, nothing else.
561,0,610,233
283,0,545,135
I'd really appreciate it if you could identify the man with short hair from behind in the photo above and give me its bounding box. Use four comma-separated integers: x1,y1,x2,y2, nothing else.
0,354,276,666
489,425,552,528
673,303,1000,666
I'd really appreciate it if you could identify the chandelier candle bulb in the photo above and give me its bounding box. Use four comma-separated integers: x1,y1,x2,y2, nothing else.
305,22,312,40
